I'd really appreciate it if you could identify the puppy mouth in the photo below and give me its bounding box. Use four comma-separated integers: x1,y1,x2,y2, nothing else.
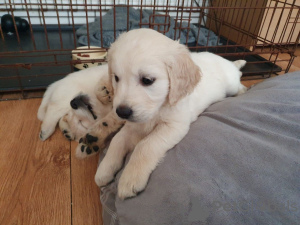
86,104,97,120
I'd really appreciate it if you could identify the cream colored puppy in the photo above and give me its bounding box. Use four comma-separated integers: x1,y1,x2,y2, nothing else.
38,65,112,145
94,28,247,199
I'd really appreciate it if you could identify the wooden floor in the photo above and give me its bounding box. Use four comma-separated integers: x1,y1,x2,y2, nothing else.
0,49,299,225
0,99,102,224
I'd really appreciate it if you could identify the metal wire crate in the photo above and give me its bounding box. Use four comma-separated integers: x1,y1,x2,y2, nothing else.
0,0,299,100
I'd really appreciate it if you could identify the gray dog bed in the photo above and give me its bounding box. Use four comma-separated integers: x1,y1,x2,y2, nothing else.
99,72,300,225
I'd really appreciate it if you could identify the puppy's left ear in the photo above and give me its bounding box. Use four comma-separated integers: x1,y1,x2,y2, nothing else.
165,43,201,105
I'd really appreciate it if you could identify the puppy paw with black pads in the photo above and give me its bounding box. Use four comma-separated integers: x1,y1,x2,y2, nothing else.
62,129,75,141
75,134,101,158
97,85,113,105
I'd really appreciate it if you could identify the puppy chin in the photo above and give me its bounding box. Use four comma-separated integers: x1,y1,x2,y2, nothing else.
126,111,157,124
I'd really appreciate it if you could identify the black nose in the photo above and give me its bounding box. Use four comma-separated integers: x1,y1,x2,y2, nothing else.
70,98,80,109
116,105,133,119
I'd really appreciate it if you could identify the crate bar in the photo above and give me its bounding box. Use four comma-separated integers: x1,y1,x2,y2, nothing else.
239,0,253,46
271,0,287,44
0,21,5,42
69,0,77,49
8,0,21,49
0,44,289,58
224,0,238,54
278,0,297,46
286,9,300,47
0,48,108,56
84,0,90,48
205,0,214,49
173,0,180,40
251,0,267,53
1,57,290,79
127,0,130,31
113,0,116,40
24,0,37,50
164,0,170,34
214,0,227,54
139,0,143,28
194,0,206,49
178,0,185,41
286,54,296,72
262,0,278,50
39,0,50,49
233,0,246,53
184,0,192,45
98,0,103,48
278,0,291,45
286,3,300,46
2,2,291,10
54,0,63,49
241,0,259,59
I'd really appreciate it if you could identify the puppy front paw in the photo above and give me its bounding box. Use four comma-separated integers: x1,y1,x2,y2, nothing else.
117,167,149,200
94,163,115,187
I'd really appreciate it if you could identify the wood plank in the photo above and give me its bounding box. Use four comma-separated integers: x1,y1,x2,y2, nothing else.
71,142,103,225
0,99,71,225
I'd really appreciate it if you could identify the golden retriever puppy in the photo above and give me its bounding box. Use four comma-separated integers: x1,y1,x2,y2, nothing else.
79,28,247,199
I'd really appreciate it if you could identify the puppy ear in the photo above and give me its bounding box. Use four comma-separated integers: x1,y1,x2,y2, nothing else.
166,44,201,105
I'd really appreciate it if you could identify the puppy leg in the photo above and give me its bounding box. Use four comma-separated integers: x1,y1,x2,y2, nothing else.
94,125,135,187
40,105,65,141
75,111,125,158
118,120,190,200
37,86,53,121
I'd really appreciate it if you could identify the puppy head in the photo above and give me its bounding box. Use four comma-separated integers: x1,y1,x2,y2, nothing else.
108,28,200,123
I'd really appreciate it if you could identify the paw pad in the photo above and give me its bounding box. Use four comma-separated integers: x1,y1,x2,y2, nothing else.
62,129,74,141
86,134,98,143
81,145,85,152
86,147,92,155
93,146,99,152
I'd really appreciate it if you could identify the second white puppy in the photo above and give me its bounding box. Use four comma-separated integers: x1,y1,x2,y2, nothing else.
91,29,247,199
38,65,112,144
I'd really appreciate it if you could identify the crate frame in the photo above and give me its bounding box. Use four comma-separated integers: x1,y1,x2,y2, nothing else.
0,0,299,100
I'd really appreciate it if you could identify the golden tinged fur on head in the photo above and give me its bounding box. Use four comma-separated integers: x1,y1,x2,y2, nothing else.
164,42,201,105
107,28,201,122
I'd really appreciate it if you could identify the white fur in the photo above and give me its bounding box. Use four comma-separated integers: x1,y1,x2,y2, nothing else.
38,65,111,141
94,29,247,199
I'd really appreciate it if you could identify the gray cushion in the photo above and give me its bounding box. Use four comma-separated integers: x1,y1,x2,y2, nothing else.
100,72,300,225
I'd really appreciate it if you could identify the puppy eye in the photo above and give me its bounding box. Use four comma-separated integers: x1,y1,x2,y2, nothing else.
114,75,119,82
141,77,155,86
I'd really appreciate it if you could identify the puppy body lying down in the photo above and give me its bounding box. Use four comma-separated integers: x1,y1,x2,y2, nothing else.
37,65,114,144
78,29,247,199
